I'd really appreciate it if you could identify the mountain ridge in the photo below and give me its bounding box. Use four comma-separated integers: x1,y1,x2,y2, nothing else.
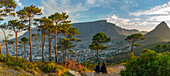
9,20,147,42
141,21,170,45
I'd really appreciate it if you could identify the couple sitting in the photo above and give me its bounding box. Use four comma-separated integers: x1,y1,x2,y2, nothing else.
94,63,107,73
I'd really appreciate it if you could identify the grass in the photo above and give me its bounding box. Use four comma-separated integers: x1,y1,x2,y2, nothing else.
0,54,73,76
0,62,33,76
62,71,74,76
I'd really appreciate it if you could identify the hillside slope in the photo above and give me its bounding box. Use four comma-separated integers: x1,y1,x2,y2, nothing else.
72,20,147,40
142,21,170,45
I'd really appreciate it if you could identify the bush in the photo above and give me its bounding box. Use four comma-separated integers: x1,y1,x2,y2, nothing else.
62,60,83,72
14,66,22,71
0,54,69,76
42,62,60,73
129,52,135,59
0,54,4,61
120,49,170,76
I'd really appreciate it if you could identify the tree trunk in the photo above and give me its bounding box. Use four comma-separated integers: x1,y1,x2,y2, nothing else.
131,42,134,52
55,30,58,63
41,29,44,62
64,48,67,61
15,32,18,58
49,37,52,61
96,49,99,63
0,42,2,54
63,49,65,62
24,43,26,59
29,17,32,62
5,40,9,56
2,30,9,56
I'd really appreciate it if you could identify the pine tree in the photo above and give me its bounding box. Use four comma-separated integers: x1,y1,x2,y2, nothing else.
8,20,25,57
0,0,16,55
58,27,80,62
16,5,42,61
125,33,145,53
41,17,55,61
20,37,29,59
0,0,16,20
34,17,49,62
89,32,110,62
48,12,71,63
0,23,13,56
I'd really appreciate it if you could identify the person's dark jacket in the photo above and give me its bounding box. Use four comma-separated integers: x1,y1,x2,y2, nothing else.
101,64,107,73
94,65,100,73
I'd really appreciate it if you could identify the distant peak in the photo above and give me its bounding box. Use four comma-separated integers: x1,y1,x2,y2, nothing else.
160,21,167,24
72,20,107,24
155,21,169,30
92,20,107,23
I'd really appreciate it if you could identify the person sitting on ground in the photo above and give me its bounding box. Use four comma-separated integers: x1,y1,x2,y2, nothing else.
94,63,101,73
101,63,107,73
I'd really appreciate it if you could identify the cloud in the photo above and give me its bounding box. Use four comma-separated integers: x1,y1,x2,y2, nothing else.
40,0,95,22
15,0,23,8
105,14,161,31
106,15,130,24
106,1,170,31
129,1,170,16
87,0,96,4
133,18,140,21
106,15,150,26
39,0,138,22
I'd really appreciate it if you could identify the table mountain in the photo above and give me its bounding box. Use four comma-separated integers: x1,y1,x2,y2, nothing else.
72,20,146,40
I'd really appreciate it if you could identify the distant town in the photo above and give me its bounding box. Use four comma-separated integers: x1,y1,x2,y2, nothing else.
1,40,130,63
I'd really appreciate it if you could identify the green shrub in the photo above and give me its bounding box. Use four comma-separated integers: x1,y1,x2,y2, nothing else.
129,52,135,59
120,49,170,76
14,66,22,71
0,54,69,75
20,63,28,70
0,54,4,61
42,62,58,73
3,64,9,68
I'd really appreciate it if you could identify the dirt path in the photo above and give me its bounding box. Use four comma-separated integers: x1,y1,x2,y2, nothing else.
94,64,125,76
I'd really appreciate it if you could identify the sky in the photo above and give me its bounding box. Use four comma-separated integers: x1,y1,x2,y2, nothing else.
3,0,170,31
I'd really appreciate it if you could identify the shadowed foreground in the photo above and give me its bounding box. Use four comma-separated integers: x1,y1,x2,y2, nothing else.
94,64,125,76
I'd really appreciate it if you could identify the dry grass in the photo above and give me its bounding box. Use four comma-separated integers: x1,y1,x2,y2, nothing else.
0,62,33,76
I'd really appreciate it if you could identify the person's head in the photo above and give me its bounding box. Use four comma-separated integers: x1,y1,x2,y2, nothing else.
98,63,100,65
103,63,105,66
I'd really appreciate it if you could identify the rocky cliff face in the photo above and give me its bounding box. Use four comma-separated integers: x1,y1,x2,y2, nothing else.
72,20,146,40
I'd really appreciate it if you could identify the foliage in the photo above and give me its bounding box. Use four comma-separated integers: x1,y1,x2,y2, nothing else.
120,49,170,76
153,43,170,53
48,12,71,63
125,33,145,52
16,4,42,62
58,27,80,61
89,32,110,62
61,60,84,72
42,62,65,73
0,23,13,56
0,54,69,75
129,52,135,59
20,37,29,43
8,20,26,57
0,0,16,21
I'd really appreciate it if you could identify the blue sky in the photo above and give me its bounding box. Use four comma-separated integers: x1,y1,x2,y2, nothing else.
5,0,170,31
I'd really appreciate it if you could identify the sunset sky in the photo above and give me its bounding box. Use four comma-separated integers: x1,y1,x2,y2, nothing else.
4,0,170,31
